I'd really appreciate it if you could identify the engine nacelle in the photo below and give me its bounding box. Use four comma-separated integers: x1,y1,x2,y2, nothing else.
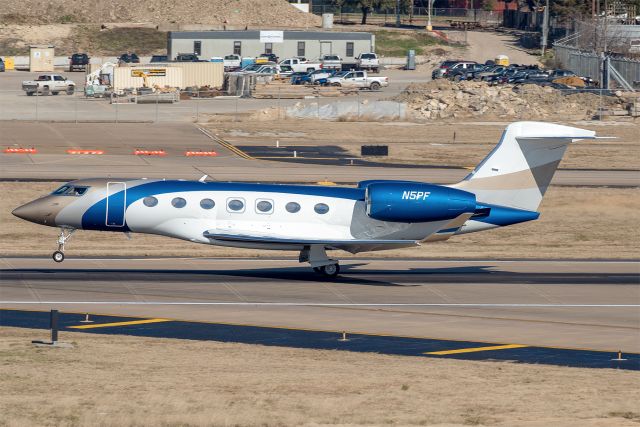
365,182,476,223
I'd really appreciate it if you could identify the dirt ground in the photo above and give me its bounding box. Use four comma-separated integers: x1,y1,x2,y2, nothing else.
1,327,639,427
214,120,640,170
2,182,639,259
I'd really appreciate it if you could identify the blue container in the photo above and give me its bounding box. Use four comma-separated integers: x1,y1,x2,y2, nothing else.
241,57,255,68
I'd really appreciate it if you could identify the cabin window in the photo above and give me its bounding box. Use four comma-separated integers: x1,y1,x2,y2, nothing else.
227,198,245,212
314,203,329,214
200,198,215,210
171,197,187,208
285,202,301,213
256,199,273,214
143,196,158,207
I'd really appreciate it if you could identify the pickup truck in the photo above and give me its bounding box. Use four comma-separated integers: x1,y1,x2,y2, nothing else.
320,54,342,71
356,53,379,73
22,74,76,96
326,71,388,90
222,54,241,70
279,57,322,73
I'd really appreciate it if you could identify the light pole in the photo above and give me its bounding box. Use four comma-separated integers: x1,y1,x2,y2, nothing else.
427,0,433,31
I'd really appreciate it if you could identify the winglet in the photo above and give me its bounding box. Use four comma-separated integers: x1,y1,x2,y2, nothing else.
198,175,208,183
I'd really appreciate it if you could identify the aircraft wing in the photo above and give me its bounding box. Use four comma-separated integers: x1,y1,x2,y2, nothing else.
203,231,418,253
421,213,475,242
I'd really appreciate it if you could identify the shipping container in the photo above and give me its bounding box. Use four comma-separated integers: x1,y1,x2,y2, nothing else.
169,62,224,88
113,66,183,91
29,46,55,72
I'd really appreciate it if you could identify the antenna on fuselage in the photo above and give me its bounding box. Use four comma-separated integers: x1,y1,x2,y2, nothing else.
198,175,208,183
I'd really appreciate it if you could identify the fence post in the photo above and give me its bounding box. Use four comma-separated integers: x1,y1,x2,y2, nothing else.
35,90,38,122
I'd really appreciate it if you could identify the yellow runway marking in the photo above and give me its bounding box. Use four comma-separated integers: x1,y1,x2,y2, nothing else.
69,318,170,329
426,344,529,355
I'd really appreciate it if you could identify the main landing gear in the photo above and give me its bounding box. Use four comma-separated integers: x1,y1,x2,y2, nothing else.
300,245,340,278
52,228,75,263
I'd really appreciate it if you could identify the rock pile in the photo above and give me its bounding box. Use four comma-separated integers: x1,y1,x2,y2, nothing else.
395,79,626,120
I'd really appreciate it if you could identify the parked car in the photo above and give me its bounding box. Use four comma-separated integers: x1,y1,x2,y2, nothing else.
432,60,466,79
290,72,309,85
279,57,323,73
0,58,5,72
448,63,485,81
320,54,342,71
259,53,279,63
222,54,241,70
68,53,89,72
356,53,380,73
474,65,508,81
512,71,551,85
150,55,168,63
548,69,576,79
175,53,202,62
22,74,76,96
118,53,140,64
326,70,388,90
294,69,335,85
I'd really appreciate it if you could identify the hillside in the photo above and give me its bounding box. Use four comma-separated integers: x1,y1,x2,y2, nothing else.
1,0,320,27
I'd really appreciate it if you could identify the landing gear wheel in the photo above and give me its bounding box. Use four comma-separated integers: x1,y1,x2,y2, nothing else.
319,263,340,277
52,251,64,263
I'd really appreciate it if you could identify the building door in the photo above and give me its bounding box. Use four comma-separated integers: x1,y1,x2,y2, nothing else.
320,41,332,56
106,182,126,227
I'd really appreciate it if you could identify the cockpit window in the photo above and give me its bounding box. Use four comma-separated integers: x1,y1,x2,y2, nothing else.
51,185,89,196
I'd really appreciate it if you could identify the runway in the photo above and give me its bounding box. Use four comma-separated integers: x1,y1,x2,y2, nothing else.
1,257,638,354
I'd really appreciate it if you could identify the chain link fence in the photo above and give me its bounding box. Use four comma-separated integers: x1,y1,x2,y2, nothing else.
554,43,640,88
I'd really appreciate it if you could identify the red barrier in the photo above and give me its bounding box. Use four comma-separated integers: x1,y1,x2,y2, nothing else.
67,149,105,155
4,147,37,154
134,149,167,156
185,151,217,157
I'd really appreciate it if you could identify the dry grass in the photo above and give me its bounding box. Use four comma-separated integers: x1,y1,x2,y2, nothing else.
215,120,640,170
1,183,639,259
1,327,639,427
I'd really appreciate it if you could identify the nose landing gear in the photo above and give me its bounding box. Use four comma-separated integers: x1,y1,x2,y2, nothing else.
313,263,340,277
52,228,75,263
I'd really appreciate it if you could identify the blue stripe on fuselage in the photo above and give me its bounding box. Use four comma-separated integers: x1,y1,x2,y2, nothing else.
82,181,365,231
473,203,540,226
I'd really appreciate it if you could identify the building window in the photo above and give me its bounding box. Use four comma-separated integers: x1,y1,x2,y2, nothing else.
346,42,354,57
234,41,242,56
256,199,274,214
171,197,187,208
297,41,305,57
143,196,158,207
264,43,273,54
285,202,301,213
200,198,215,210
194,41,202,56
314,203,329,214
227,198,245,213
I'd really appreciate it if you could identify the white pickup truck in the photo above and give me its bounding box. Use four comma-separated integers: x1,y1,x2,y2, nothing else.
279,57,322,73
22,74,76,96
222,54,241,70
356,53,380,73
320,54,342,71
326,71,388,90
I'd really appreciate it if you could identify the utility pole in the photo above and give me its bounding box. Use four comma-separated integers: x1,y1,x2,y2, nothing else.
396,0,401,27
541,0,549,56
427,0,433,30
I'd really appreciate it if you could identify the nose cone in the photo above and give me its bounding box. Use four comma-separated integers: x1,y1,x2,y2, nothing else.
12,200,49,225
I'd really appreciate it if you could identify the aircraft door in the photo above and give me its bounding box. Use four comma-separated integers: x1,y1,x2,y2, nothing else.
106,182,126,227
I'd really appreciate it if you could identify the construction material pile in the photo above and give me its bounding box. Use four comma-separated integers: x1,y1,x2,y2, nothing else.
1,0,320,27
395,80,627,120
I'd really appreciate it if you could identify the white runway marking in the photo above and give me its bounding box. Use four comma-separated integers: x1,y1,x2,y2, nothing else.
1,302,638,308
